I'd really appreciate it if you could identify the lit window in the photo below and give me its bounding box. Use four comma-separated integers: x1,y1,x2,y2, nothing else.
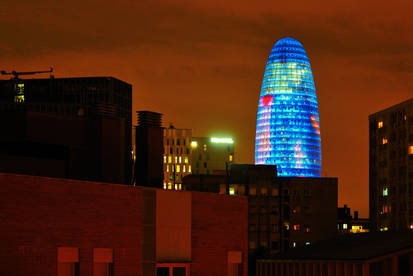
378,121,383,128
191,141,198,148
383,187,388,196
176,165,180,173
382,138,388,145
305,242,310,246
173,156,177,163
408,146,413,155
304,226,311,233
172,165,175,172
168,156,172,163
343,224,348,230
229,187,235,195
229,155,233,162
292,242,296,248
163,183,167,189
293,224,300,231
188,165,191,173
384,227,388,231
184,157,188,163
174,184,178,190
179,156,182,163
166,165,169,172
14,95,24,103
410,224,413,230
203,144,207,151
249,188,256,195
178,184,182,190
260,187,267,195
163,156,166,163
168,183,172,190
183,165,186,173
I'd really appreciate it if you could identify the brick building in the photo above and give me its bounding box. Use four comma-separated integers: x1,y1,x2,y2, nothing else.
0,173,248,276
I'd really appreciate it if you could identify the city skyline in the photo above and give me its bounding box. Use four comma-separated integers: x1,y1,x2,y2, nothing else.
2,1,413,217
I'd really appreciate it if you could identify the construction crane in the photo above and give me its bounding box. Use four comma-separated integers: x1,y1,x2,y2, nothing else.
1,67,53,80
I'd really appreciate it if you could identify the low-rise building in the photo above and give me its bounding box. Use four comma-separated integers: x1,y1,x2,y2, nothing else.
0,173,248,276
257,232,413,276
338,205,370,234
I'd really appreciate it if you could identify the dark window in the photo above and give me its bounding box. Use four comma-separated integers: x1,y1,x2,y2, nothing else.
204,162,207,168
157,267,169,276
271,241,279,249
177,139,180,146
173,267,186,276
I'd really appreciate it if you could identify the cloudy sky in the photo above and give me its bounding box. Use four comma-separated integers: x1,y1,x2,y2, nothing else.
2,0,413,216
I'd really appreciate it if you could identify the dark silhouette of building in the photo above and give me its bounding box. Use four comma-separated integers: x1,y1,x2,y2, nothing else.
337,205,370,234
369,98,413,231
183,164,337,275
134,111,164,188
257,232,413,276
0,76,132,184
0,172,248,276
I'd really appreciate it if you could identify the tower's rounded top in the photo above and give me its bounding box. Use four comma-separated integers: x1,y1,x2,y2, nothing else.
268,37,309,65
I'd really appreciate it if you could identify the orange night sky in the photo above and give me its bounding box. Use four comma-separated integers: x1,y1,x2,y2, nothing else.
2,0,413,217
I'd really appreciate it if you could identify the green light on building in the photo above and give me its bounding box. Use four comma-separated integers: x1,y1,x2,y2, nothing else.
210,137,234,144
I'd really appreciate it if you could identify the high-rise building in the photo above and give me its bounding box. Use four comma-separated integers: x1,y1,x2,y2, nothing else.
0,76,132,184
255,37,322,177
191,136,234,175
163,124,192,190
134,111,164,188
369,98,413,231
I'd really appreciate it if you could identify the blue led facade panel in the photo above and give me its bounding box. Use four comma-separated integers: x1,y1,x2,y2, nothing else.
255,37,322,177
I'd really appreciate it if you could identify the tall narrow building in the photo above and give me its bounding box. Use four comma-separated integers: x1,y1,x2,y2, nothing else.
163,124,192,190
255,38,322,177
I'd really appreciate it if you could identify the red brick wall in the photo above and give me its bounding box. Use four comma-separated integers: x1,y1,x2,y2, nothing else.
0,173,143,276
191,192,248,276
0,173,249,276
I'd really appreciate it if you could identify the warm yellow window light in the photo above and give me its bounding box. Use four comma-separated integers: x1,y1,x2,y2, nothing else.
378,121,383,128
191,141,198,148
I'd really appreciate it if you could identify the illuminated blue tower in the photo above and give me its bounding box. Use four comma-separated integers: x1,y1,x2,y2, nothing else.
255,37,321,177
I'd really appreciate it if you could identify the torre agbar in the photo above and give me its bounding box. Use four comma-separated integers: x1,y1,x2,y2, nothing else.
255,37,322,177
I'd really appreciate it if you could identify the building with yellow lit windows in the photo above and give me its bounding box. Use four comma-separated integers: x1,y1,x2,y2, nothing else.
163,124,192,190
191,137,234,175
369,97,413,231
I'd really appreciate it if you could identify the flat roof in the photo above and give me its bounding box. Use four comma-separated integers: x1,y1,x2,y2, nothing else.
261,232,413,261
369,97,413,118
